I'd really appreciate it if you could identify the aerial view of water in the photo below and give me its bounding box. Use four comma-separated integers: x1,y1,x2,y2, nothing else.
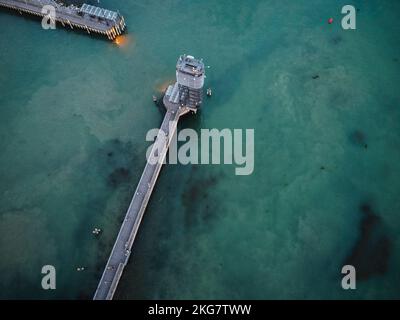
0,0,399,299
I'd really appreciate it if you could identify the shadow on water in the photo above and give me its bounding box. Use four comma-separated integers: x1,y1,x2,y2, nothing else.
344,201,392,281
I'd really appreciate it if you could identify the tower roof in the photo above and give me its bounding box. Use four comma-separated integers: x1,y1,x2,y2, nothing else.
176,55,204,77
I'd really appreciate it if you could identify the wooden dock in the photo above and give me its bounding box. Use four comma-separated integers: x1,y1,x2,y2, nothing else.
94,55,205,300
93,102,191,300
0,0,126,40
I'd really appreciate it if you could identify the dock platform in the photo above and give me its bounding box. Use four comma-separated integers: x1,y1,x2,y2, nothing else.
0,0,126,40
93,101,191,300
94,55,205,300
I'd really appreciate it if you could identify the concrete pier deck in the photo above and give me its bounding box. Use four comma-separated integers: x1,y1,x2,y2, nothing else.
0,0,126,40
93,100,191,300
94,55,204,300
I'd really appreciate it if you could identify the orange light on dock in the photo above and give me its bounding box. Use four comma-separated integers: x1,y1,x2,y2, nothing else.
156,79,175,93
114,35,129,47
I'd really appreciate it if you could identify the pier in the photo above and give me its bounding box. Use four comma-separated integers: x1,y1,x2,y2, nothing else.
0,0,126,40
94,55,205,300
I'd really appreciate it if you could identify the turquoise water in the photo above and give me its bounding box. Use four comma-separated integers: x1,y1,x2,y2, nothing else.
0,0,399,299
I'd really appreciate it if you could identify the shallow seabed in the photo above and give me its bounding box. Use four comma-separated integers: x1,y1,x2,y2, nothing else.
0,0,399,299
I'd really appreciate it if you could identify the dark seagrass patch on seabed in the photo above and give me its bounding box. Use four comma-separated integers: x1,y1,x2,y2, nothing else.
349,130,368,149
97,138,138,188
344,202,392,280
181,167,224,229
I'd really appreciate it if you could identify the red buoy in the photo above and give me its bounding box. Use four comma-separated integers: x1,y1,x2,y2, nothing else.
328,18,334,24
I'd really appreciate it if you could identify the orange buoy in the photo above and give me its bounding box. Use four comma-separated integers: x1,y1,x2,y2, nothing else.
328,18,334,24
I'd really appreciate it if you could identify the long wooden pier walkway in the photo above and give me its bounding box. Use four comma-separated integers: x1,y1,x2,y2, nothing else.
0,0,126,40
94,55,205,300
93,103,191,300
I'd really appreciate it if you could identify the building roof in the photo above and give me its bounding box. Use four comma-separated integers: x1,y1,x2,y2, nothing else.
176,55,205,77
79,3,119,21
